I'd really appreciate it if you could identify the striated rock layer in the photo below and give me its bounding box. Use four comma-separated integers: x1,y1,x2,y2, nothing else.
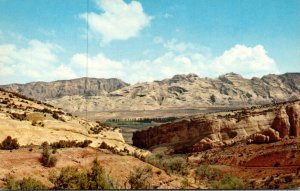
132,100,300,153
0,77,129,100
1,73,300,113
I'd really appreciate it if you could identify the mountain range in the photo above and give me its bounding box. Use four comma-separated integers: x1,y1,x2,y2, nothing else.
1,72,300,113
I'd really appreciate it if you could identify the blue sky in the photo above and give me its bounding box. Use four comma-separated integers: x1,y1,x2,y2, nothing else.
0,0,299,84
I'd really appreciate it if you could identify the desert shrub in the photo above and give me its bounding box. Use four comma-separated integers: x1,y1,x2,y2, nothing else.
212,174,244,189
129,166,153,189
4,175,48,190
90,126,103,134
41,108,53,114
99,142,122,155
0,136,20,150
145,152,188,176
40,142,57,167
180,178,191,189
210,95,216,103
52,112,59,120
195,164,221,181
99,142,110,150
32,120,37,126
11,113,26,121
162,157,188,175
77,140,93,148
145,151,164,168
51,166,85,189
50,140,92,149
52,158,117,189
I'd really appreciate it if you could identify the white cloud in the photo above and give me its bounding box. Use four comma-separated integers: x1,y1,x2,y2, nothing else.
164,38,195,53
69,43,279,84
81,0,152,43
71,53,123,78
1,37,279,85
0,40,77,84
212,44,279,77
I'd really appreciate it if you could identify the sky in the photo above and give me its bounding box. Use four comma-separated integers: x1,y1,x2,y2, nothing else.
0,0,299,84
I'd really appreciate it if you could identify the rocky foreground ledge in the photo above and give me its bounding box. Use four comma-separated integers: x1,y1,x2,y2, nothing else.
133,100,300,153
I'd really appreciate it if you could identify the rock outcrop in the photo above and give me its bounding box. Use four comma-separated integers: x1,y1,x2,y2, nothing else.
1,73,300,113
132,100,300,153
248,128,281,144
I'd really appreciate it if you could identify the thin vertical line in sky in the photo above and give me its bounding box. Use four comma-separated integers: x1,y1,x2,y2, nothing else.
84,0,89,121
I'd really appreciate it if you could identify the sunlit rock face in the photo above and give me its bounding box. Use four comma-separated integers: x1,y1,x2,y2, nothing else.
1,73,300,113
133,100,300,153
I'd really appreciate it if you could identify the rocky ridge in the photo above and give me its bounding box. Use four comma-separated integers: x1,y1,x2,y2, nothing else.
47,73,300,112
132,100,300,153
0,77,129,101
1,72,299,114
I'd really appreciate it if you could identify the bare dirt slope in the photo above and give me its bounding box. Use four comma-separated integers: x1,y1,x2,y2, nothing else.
0,88,148,156
0,147,180,189
188,138,300,189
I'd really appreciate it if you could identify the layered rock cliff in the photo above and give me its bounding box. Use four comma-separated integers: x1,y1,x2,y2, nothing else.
1,73,300,113
0,77,129,100
132,100,300,153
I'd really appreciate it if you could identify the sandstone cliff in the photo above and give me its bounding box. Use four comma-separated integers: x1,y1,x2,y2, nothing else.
132,100,300,153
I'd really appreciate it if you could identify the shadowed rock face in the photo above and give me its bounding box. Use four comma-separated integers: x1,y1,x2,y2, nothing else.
1,73,300,113
0,77,129,101
132,100,300,153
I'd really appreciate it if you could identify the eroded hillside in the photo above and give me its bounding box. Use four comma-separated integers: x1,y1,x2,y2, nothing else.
133,100,300,153
1,73,300,114
0,88,133,151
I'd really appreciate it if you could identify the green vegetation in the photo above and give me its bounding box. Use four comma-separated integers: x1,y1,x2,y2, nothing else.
99,142,127,156
10,112,27,121
0,136,20,150
52,112,59,120
90,126,104,134
40,142,58,167
212,174,245,189
128,166,153,189
195,164,221,181
210,94,216,103
99,142,110,150
105,117,178,129
50,139,92,149
4,175,48,190
146,151,188,175
194,164,244,189
51,158,117,189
